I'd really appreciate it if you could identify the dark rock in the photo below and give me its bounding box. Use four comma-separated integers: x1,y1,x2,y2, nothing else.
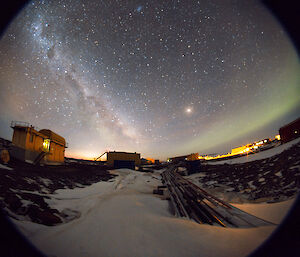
27,205,61,226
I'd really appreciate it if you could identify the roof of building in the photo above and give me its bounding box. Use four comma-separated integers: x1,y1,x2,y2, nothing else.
279,117,300,130
11,121,66,147
107,151,140,155
169,155,189,160
39,129,66,146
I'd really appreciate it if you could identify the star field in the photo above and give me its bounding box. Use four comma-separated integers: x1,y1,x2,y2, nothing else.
0,0,299,159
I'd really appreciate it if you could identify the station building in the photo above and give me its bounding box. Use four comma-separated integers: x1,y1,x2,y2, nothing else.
167,155,189,163
279,117,300,143
106,151,141,169
168,153,200,163
10,121,67,165
231,144,253,155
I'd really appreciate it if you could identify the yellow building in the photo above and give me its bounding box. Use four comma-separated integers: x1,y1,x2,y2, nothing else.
186,153,199,161
231,144,252,155
106,151,141,169
10,121,67,164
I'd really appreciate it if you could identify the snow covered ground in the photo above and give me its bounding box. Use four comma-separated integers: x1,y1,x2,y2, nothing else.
208,137,300,165
0,163,13,170
11,168,295,257
232,199,295,224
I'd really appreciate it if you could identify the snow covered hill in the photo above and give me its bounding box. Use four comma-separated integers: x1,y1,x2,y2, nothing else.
209,137,300,165
187,138,300,203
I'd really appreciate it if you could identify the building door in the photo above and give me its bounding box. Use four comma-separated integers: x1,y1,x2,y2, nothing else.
113,160,135,170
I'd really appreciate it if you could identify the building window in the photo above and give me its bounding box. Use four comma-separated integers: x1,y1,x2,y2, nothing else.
30,134,34,142
42,139,50,152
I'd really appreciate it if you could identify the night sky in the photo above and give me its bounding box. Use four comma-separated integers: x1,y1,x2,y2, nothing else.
0,0,299,160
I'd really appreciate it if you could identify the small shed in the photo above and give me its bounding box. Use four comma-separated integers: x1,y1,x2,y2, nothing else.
168,155,188,163
10,121,67,164
106,151,141,169
279,117,300,143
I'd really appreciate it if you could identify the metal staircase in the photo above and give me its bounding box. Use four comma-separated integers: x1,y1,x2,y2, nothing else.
33,151,47,165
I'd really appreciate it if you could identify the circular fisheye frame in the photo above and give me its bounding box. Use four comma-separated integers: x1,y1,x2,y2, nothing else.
0,0,299,257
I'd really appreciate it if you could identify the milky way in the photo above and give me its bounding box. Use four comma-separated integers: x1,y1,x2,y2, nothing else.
0,0,299,159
